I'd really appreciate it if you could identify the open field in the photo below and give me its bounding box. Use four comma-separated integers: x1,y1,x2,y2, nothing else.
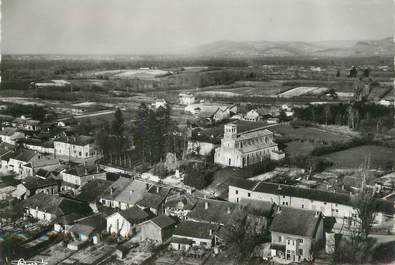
321,145,395,169
271,124,353,143
278,86,330,97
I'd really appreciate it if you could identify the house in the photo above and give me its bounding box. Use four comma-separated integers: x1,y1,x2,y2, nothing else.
179,93,195,105
0,142,15,170
12,116,41,131
270,207,324,263
0,127,25,145
164,193,198,219
0,186,16,200
211,104,237,123
170,220,219,250
20,138,55,154
61,164,106,193
375,172,395,194
54,135,97,159
152,99,167,110
68,213,107,249
136,185,172,215
228,179,395,228
53,213,86,233
8,149,59,178
186,198,236,225
76,179,113,212
139,215,177,244
23,193,92,221
214,123,285,168
20,176,59,198
99,178,149,210
106,206,150,238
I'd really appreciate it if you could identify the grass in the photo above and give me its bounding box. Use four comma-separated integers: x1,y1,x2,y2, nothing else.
320,145,395,169
271,124,352,143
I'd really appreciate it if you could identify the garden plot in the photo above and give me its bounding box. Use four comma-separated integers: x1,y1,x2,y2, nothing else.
278,86,330,97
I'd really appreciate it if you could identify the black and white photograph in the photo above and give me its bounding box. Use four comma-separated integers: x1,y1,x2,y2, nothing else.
0,0,394,264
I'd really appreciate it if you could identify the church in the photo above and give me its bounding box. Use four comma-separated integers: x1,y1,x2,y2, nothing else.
214,123,284,168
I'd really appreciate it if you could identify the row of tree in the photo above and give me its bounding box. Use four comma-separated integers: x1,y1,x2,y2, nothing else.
293,102,394,130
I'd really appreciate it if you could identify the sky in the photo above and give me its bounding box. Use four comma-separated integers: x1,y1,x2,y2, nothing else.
2,0,394,54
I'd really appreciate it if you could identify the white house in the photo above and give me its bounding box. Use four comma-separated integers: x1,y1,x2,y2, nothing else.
0,127,25,145
99,178,150,210
179,93,195,105
61,164,106,193
106,206,150,238
170,220,219,250
228,179,394,229
54,135,97,159
270,207,324,263
23,193,91,222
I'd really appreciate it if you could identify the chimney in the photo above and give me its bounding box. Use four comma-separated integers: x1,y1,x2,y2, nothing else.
96,164,100,173
204,201,209,210
315,211,320,218
84,166,88,176
156,186,160,193
209,229,213,236
110,187,114,195
129,190,133,200
146,183,149,190
227,207,231,214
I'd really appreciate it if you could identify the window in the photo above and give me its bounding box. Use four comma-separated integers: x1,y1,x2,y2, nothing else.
301,204,304,208
298,239,303,243
236,198,239,203
298,249,303,256
248,193,251,197
287,240,290,245
278,236,282,242
235,190,239,195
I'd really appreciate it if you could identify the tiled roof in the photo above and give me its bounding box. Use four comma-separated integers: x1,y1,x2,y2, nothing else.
164,194,198,210
116,206,150,224
64,164,103,177
137,193,165,209
12,149,38,162
55,135,95,146
0,127,18,136
150,215,177,229
173,220,219,239
101,178,148,205
239,198,274,216
22,176,58,190
23,193,92,216
76,179,112,203
270,207,322,238
187,198,236,225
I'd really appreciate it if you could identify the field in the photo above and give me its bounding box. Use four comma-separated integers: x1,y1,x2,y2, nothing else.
278,86,330,98
270,124,354,157
271,124,353,143
321,145,395,169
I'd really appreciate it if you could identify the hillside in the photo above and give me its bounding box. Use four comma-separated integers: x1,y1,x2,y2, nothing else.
193,37,394,57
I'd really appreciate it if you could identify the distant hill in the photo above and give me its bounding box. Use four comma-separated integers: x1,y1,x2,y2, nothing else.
192,37,394,57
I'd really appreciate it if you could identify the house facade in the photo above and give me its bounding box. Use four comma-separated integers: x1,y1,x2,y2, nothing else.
214,123,284,168
228,180,394,227
0,127,25,145
270,207,324,263
179,93,195,105
139,215,176,243
61,165,106,193
170,220,219,250
106,206,150,238
54,135,97,159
